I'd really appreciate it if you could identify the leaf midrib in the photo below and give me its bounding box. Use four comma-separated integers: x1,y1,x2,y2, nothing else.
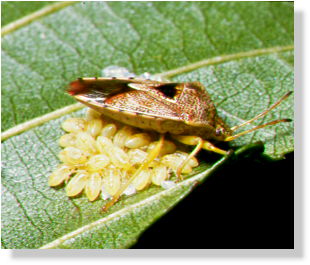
1,44,293,142
1,1,77,36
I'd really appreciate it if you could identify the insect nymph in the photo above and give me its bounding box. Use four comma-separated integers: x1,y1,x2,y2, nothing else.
68,77,292,211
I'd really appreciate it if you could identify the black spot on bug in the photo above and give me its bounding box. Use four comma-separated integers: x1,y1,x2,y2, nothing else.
112,77,117,79
155,83,178,99
129,77,135,80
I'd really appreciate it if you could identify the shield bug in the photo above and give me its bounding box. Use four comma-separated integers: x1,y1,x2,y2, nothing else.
67,77,292,211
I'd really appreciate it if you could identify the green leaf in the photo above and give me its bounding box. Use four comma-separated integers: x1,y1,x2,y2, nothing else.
1,2,293,249
1,1,56,26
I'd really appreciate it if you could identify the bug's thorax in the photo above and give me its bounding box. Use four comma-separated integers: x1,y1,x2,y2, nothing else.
175,82,233,140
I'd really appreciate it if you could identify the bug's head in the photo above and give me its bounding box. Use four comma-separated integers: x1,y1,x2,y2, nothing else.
209,91,293,142
213,119,233,141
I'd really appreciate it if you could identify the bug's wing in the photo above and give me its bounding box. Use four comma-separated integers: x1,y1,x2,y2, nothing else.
68,78,184,121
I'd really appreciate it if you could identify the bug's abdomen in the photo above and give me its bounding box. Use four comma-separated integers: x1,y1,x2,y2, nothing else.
101,108,216,138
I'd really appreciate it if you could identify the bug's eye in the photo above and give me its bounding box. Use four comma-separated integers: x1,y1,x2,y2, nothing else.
215,127,225,136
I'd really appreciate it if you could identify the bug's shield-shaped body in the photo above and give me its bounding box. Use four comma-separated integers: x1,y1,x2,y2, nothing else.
68,78,232,141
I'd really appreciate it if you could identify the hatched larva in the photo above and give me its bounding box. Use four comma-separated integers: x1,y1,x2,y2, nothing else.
151,164,169,186
48,164,74,186
125,133,152,149
101,167,122,196
58,133,77,147
65,170,89,197
86,119,104,137
58,147,88,165
100,123,118,138
61,117,87,133
113,125,136,148
86,154,110,172
148,140,176,156
85,172,102,201
75,131,97,154
131,169,152,190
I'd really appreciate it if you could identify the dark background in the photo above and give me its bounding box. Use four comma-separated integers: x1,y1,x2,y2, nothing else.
132,150,294,249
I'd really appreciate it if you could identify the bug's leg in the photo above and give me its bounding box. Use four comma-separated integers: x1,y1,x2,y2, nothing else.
172,135,229,180
102,134,165,212
175,137,203,181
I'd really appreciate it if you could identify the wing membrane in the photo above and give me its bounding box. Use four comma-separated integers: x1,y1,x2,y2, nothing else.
68,78,183,121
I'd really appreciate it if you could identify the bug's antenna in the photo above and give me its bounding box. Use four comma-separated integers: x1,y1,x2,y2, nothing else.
225,118,292,142
230,91,293,132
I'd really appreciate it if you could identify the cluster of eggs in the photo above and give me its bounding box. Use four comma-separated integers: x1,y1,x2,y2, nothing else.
48,109,199,202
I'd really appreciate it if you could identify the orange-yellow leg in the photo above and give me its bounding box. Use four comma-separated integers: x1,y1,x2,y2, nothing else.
172,135,229,180
174,137,203,181
102,134,165,212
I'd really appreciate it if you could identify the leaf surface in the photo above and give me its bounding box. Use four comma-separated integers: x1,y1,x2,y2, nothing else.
1,1,56,26
1,2,293,249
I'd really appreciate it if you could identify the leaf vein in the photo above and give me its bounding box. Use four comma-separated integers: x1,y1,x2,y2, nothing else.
1,180,45,240
2,46,293,141
37,21,102,72
155,45,293,79
1,1,77,36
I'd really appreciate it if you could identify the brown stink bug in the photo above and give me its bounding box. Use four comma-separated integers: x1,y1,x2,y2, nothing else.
68,77,292,211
